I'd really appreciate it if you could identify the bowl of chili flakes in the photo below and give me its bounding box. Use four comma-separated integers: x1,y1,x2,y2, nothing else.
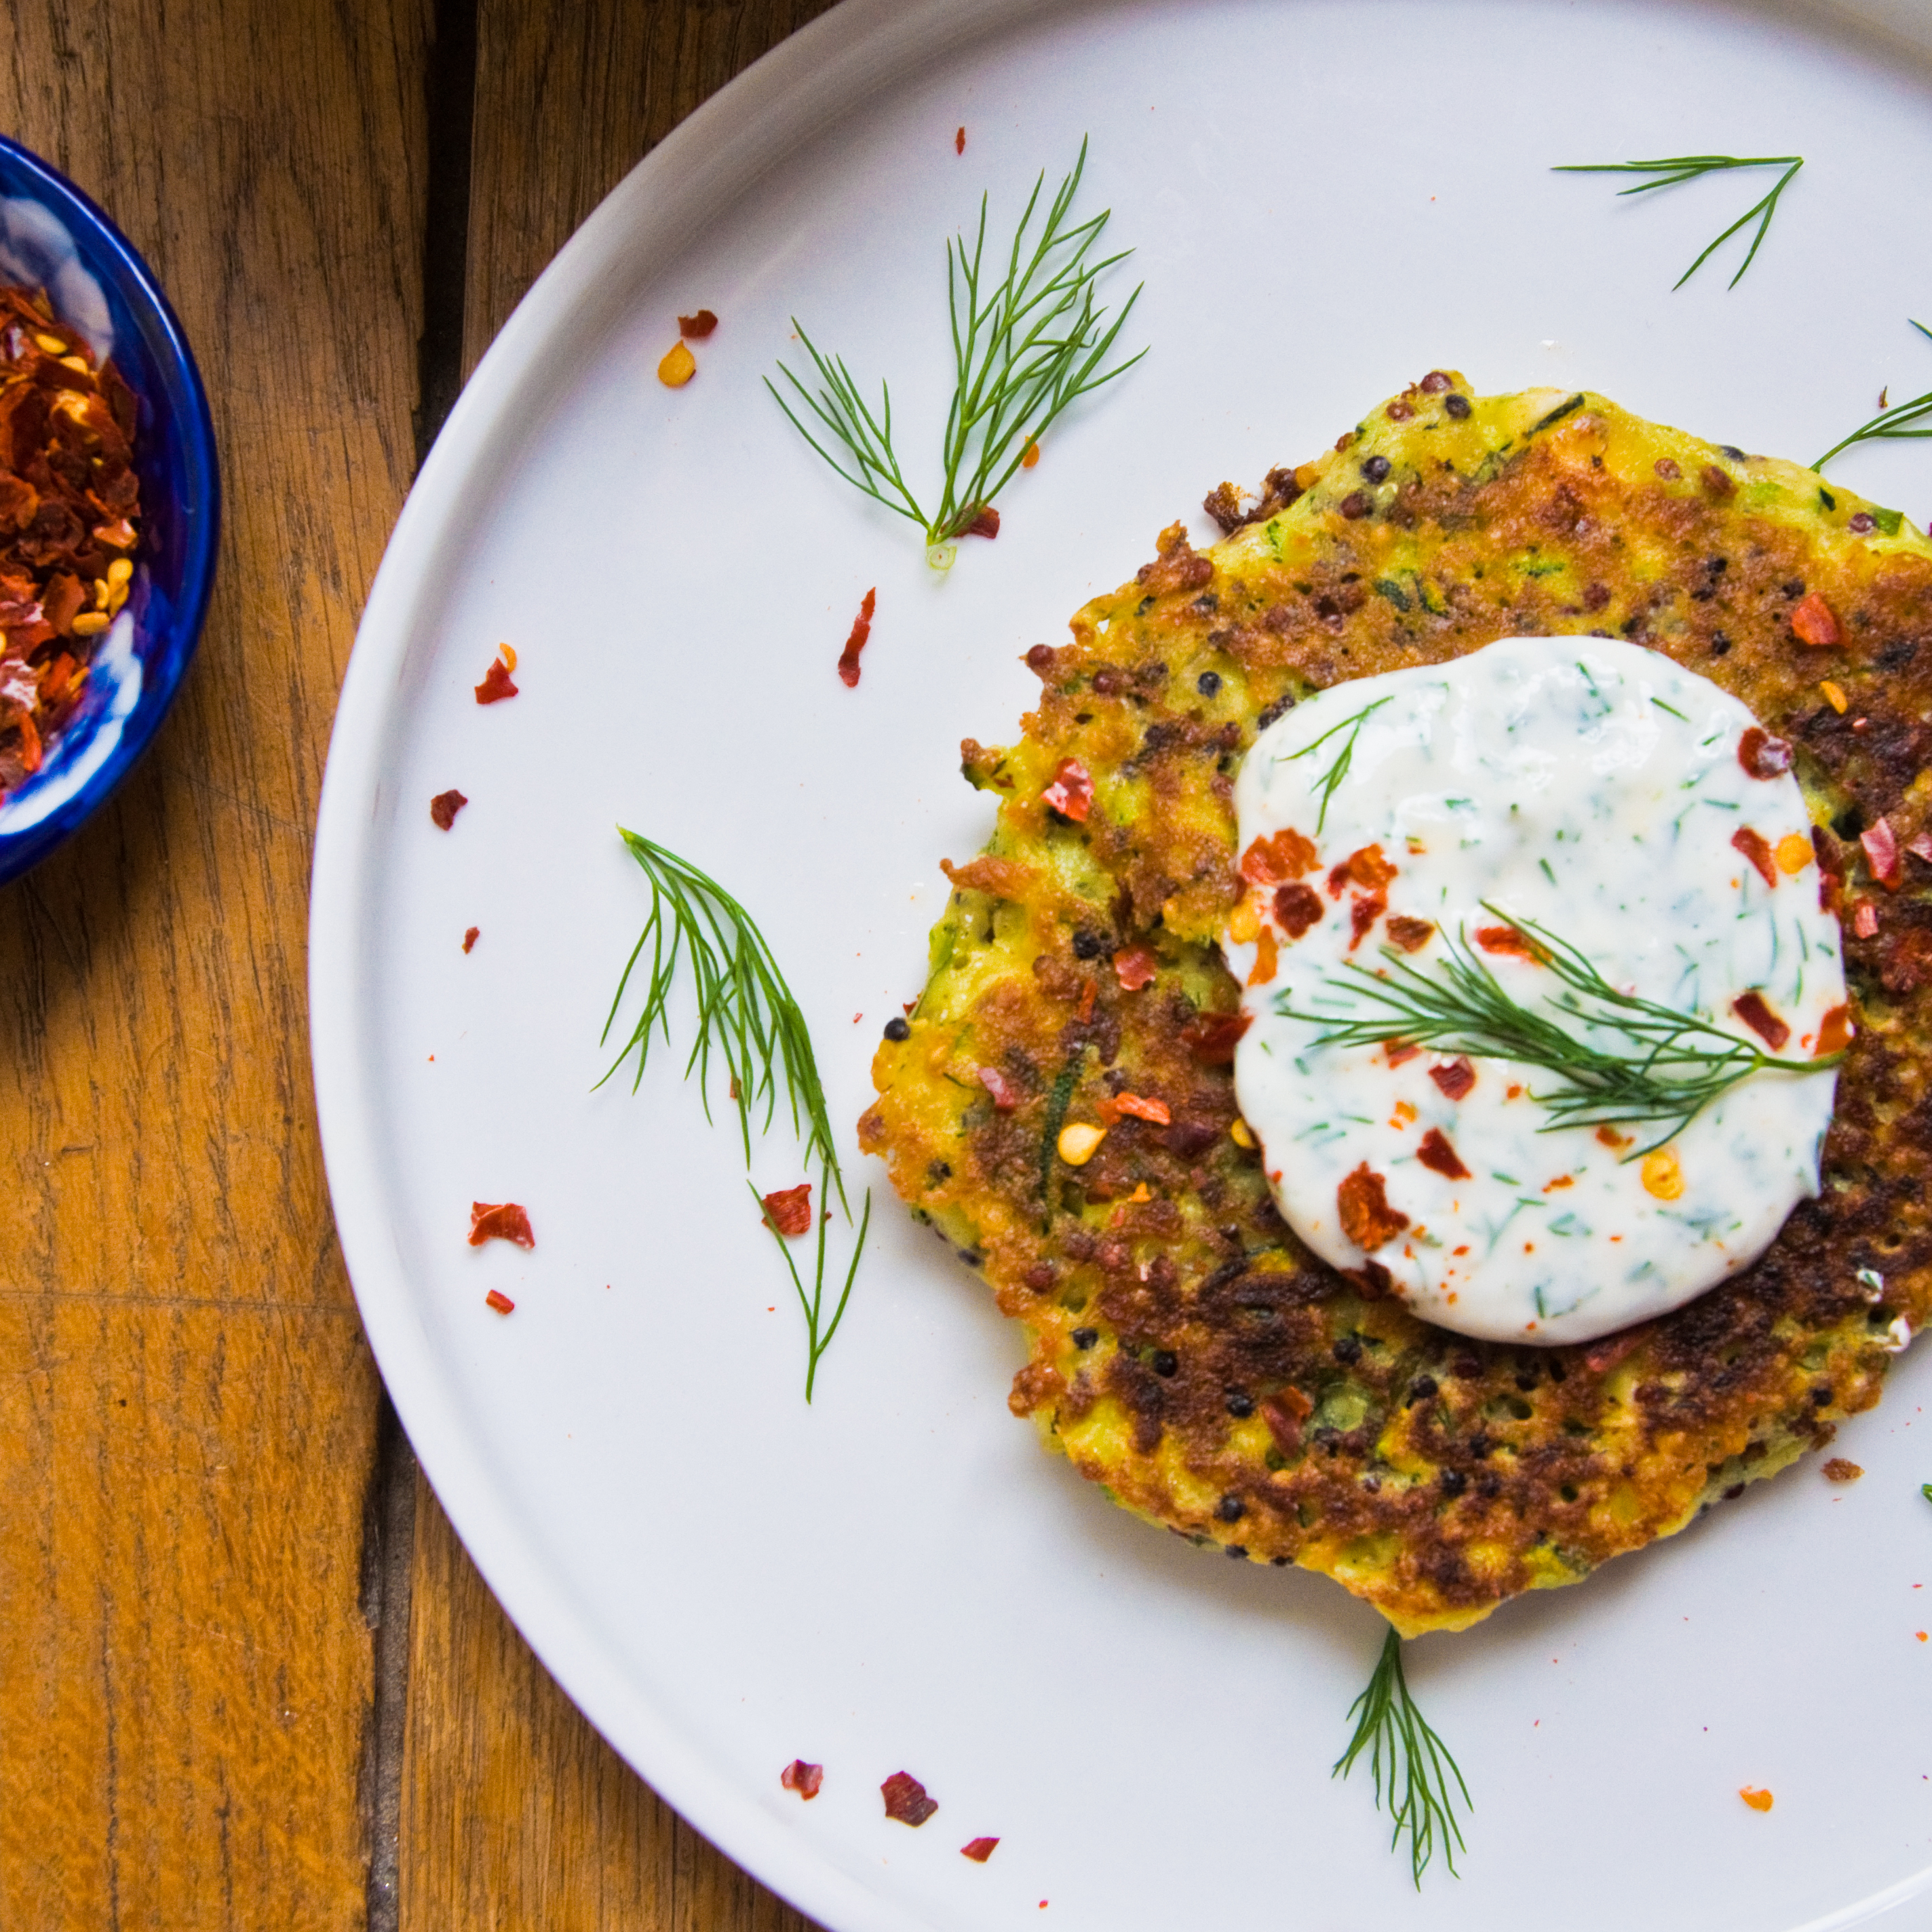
0,133,218,884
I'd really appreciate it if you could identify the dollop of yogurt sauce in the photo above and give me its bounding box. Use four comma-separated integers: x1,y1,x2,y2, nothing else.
1223,636,1847,1346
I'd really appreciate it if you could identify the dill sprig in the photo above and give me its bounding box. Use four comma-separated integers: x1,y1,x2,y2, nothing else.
1279,695,1388,833
1275,905,1836,1155
750,1159,872,1402
1334,1627,1470,1887
600,828,845,1210
1816,319,1932,470
768,137,1145,558
1553,153,1803,289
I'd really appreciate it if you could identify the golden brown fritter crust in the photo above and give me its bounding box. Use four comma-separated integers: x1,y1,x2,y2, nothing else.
859,378,1932,1634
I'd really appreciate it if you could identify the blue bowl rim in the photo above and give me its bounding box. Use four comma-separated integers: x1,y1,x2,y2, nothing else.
0,131,220,883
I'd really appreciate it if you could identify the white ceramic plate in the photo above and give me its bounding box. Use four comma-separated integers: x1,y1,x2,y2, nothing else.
310,3,1932,1925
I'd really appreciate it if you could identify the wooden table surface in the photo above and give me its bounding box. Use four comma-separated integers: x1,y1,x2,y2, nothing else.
0,3,834,1926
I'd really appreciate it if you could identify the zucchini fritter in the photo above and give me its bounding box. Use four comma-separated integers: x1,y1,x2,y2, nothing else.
859,377,1932,1635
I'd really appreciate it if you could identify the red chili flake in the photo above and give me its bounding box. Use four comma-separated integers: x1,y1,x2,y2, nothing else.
963,505,1001,539
430,788,468,830
761,1184,813,1237
1429,1057,1476,1100
1075,977,1097,1022
978,1066,1020,1111
1861,815,1901,890
1384,914,1435,953
1261,1384,1312,1454
1731,825,1777,889
1737,726,1793,779
882,1771,938,1827
462,925,478,953
1732,990,1790,1051
1114,1092,1171,1126
1041,757,1094,821
484,1288,515,1315
677,309,718,339
1475,923,1542,960
1596,1123,1633,1149
1815,1004,1853,1056
1337,1163,1408,1252
474,657,518,703
1854,900,1880,938
1113,946,1158,990
1383,1039,1421,1068
954,126,967,155
1348,892,1385,952
1241,828,1319,884
1180,1010,1250,1063
1790,590,1842,647
1581,1321,1654,1376
961,1837,999,1862
1411,1127,1467,1180
781,1758,824,1799
1273,880,1324,937
469,1201,535,1249
837,587,876,688
1326,843,1397,897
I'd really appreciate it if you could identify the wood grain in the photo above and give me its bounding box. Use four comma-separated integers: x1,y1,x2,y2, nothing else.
0,1,430,1925
401,3,838,1927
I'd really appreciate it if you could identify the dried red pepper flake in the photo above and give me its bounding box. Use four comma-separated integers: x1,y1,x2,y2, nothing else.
1475,923,1544,961
1861,815,1901,889
1112,946,1158,990
484,1288,515,1315
1790,590,1841,647
838,587,876,688
977,1066,1020,1111
1384,914,1435,953
961,1836,999,1862
475,656,518,703
761,1184,813,1237
429,788,468,829
1261,1383,1312,1454
1337,1163,1408,1252
462,925,479,953
1347,891,1385,952
963,505,1000,539
1113,1091,1171,1126
677,309,718,339
1580,1321,1654,1376
780,1758,824,1799
1853,900,1880,938
1383,1039,1421,1068
1241,827,1319,884
1326,842,1397,897
1273,880,1323,938
1416,1127,1471,1180
1731,825,1777,889
881,1771,938,1827
1041,756,1093,822
1429,1056,1476,1100
1732,990,1790,1051
469,1201,535,1249
954,125,967,155
1180,1009,1250,1063
0,283,146,798
1075,977,1097,1023
1737,725,1793,779
1814,1003,1853,1057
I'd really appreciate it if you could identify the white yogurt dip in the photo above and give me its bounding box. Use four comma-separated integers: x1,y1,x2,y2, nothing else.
1222,636,1847,1346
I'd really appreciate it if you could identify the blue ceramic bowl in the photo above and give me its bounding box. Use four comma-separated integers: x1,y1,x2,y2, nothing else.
0,135,218,883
